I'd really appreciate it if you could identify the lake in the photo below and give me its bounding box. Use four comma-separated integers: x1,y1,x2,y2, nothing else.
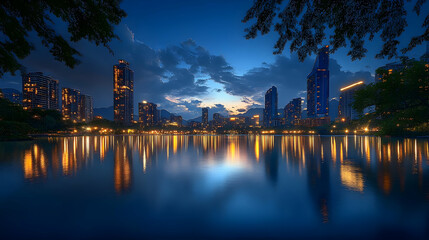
0,135,428,239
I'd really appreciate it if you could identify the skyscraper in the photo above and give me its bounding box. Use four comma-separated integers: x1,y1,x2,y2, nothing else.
202,108,208,128
284,98,302,125
376,42,428,83
22,72,59,111
338,81,365,121
170,115,183,127
0,88,22,104
62,88,81,121
307,46,329,118
114,60,134,125
213,113,225,128
139,101,158,126
263,86,278,127
79,95,93,122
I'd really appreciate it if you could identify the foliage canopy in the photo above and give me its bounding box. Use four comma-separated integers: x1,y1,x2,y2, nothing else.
353,61,429,135
0,0,126,77
243,0,429,61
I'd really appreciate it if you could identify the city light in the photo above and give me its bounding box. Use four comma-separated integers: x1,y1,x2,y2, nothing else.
340,81,364,91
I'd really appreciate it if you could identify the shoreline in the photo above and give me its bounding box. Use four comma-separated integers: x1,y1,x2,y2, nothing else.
2,132,428,142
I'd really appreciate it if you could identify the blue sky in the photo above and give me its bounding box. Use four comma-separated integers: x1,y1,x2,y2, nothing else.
1,0,428,119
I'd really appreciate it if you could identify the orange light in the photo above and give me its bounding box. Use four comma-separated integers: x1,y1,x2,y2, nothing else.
340,81,364,91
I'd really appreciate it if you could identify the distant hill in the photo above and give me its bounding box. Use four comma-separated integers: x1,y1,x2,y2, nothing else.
187,116,202,122
159,109,172,119
236,108,285,118
93,106,114,120
237,108,263,117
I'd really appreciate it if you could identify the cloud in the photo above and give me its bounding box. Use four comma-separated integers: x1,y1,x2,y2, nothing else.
220,55,374,109
0,23,374,120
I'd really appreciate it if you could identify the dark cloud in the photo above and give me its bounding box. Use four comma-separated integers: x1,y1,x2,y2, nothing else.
222,55,374,109
0,24,213,119
0,23,374,120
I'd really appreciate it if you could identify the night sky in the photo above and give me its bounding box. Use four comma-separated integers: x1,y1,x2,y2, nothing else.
1,0,427,119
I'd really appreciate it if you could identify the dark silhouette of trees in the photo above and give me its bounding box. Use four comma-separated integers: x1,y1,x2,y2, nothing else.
242,0,428,61
0,0,126,77
353,61,429,135
0,98,66,140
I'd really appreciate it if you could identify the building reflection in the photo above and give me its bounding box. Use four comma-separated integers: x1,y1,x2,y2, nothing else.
17,135,429,215
305,137,331,223
262,136,279,184
114,137,132,193
22,145,48,180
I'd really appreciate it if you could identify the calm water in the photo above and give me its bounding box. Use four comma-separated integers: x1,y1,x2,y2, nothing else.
0,135,429,239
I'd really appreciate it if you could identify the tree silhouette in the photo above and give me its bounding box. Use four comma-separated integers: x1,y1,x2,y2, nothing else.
353,61,429,135
243,0,428,61
0,0,126,77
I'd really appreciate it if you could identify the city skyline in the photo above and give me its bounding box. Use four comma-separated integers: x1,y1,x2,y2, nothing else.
0,2,428,239
4,38,428,126
0,1,427,120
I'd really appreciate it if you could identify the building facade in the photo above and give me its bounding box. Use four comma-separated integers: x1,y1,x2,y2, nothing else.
62,88,81,121
376,43,429,83
338,81,365,121
139,101,158,127
0,88,22,104
79,95,93,122
169,115,183,127
213,113,225,128
284,98,302,125
22,72,59,111
263,86,278,127
202,108,208,128
250,115,260,127
307,46,329,118
114,60,134,125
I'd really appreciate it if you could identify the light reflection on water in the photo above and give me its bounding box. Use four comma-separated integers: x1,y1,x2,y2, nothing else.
0,135,429,238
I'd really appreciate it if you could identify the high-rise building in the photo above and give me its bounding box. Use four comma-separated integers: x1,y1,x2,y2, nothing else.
22,72,59,111
263,86,278,127
213,113,225,128
0,88,22,104
79,95,93,122
113,60,134,125
251,115,260,127
307,46,329,118
139,101,158,126
338,81,365,121
170,115,183,127
62,88,81,121
329,98,339,121
376,43,429,83
202,108,208,128
284,98,301,125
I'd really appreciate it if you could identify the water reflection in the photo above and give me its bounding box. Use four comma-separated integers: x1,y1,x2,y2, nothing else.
114,137,132,193
15,135,429,195
2,135,428,237
23,145,48,180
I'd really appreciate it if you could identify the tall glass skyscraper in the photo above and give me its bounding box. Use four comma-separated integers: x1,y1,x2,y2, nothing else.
113,60,134,125
307,46,329,118
202,108,208,128
22,72,59,111
263,86,278,127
